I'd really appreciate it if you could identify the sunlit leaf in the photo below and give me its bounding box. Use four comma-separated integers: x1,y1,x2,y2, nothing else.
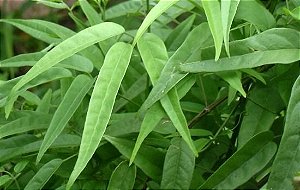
67,43,132,189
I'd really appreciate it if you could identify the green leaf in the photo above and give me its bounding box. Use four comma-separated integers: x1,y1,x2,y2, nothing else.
67,42,132,190
105,1,142,20
36,75,94,163
136,33,197,159
202,0,223,60
107,161,136,190
285,6,300,20
180,49,300,73
0,113,51,139
0,52,94,73
133,0,179,46
0,175,11,187
242,68,266,85
0,19,104,69
5,22,125,118
0,134,81,162
165,14,195,51
130,103,165,165
24,159,63,190
235,0,276,30
105,135,164,181
130,75,196,164
14,160,29,173
160,89,198,156
0,19,61,44
140,22,213,112
131,33,168,164
79,0,102,26
34,0,69,10
114,74,147,112
238,86,285,148
200,132,277,189
268,75,300,190
217,71,246,97
161,137,195,189
36,89,52,113
0,67,72,102
221,0,240,56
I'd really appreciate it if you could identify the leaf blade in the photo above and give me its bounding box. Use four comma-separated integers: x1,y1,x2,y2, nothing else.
66,42,133,189
5,22,124,117
36,74,94,163
161,137,195,189
268,75,300,190
202,0,223,60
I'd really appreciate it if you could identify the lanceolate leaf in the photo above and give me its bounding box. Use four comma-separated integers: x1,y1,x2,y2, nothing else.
180,49,300,73
133,0,179,46
37,75,94,163
0,19,104,69
217,71,246,97
202,0,223,60
24,159,63,190
140,22,213,112
200,132,277,189
221,0,240,56
0,134,81,163
67,42,132,190
107,161,136,190
268,75,300,190
0,114,51,139
5,22,125,118
79,0,102,26
160,89,198,156
0,52,94,73
0,67,73,101
135,33,197,161
161,137,195,189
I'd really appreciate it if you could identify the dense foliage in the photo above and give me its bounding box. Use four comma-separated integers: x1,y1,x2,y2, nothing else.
0,0,300,189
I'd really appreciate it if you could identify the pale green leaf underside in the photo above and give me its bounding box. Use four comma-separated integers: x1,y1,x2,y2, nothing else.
67,42,133,190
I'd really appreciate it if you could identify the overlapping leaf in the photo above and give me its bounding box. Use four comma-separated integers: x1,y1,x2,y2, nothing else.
67,42,132,189
202,0,223,60
139,23,213,112
132,33,197,165
200,132,277,189
5,22,125,118
161,137,195,189
133,0,179,45
268,75,300,190
24,159,63,190
107,161,136,190
37,75,94,163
